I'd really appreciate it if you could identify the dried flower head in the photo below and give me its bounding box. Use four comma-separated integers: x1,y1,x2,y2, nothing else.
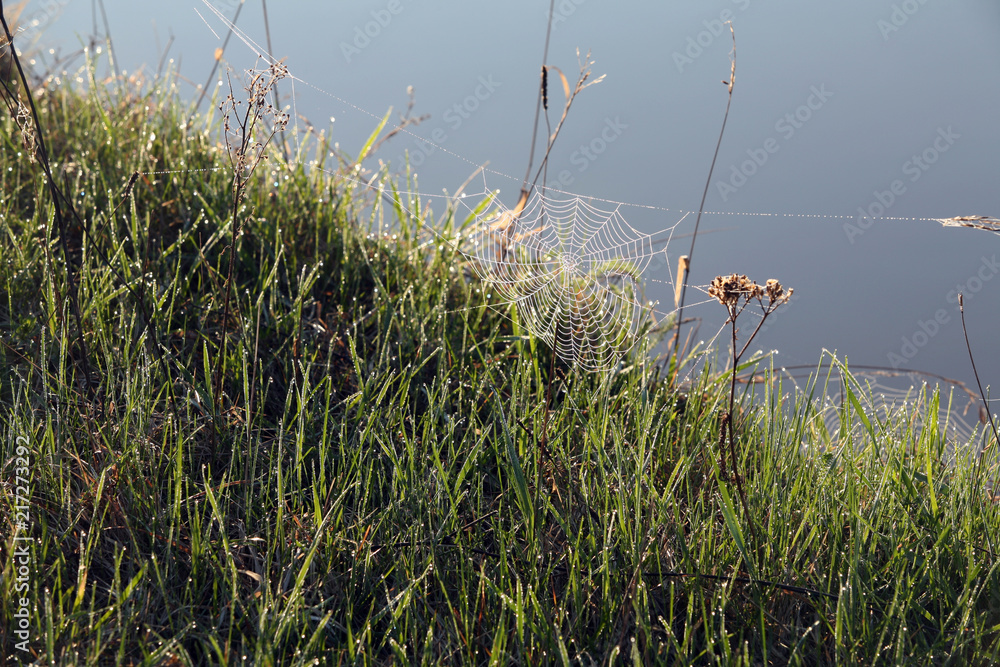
218,58,290,196
765,279,792,305
708,274,760,308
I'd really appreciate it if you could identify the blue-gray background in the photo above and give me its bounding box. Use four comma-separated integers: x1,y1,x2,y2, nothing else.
20,0,1000,402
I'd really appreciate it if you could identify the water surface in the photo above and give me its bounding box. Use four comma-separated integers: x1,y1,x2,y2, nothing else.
24,0,1000,420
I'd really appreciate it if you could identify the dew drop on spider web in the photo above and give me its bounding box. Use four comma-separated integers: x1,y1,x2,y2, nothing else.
466,190,663,371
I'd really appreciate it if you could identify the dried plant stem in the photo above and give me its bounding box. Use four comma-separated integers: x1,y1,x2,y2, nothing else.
213,63,289,415
958,294,999,555
193,0,246,114
260,0,287,161
94,0,121,90
2,6,186,421
724,315,760,553
510,3,603,224
672,23,736,372
365,88,429,158
491,10,603,270
958,295,1000,450
708,276,793,569
521,0,556,194
528,52,603,194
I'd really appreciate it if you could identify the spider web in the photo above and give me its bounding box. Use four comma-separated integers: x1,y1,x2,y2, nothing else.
463,189,672,371
186,2,993,385
187,1,746,374
772,356,989,460
183,1,704,372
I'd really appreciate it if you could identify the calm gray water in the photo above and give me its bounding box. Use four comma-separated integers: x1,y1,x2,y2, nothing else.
21,0,1000,412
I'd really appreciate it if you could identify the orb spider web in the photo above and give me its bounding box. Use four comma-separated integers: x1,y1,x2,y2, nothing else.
465,189,671,371
190,2,701,372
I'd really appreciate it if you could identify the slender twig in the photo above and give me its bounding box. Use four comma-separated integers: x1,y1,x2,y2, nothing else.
958,294,1000,452
524,2,585,515
213,63,288,420
725,307,760,552
528,53,603,192
192,0,245,114
155,32,176,78
368,510,500,554
366,507,837,601
504,3,601,233
672,23,737,371
958,293,999,556
535,320,561,510
648,569,838,600
521,0,556,195
366,87,429,157
708,277,792,571
0,4,184,444
260,0,287,161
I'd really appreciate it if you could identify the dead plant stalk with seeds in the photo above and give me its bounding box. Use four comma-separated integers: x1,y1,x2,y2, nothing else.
214,60,289,411
709,274,792,556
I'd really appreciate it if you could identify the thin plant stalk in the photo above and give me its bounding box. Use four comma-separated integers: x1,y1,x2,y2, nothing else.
521,0,556,195
723,302,759,555
192,0,246,114
708,275,793,567
672,23,736,373
213,63,288,415
260,0,287,161
958,293,999,556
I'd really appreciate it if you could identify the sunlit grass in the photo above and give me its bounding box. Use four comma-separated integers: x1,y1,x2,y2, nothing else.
1,60,999,665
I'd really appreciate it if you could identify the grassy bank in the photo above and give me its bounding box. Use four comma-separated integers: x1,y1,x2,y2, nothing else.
2,58,1000,665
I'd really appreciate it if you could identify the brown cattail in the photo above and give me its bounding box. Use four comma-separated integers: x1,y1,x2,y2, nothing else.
674,255,690,308
541,65,549,111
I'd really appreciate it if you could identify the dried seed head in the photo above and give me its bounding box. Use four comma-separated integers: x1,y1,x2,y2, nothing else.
765,279,792,305
709,274,759,307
